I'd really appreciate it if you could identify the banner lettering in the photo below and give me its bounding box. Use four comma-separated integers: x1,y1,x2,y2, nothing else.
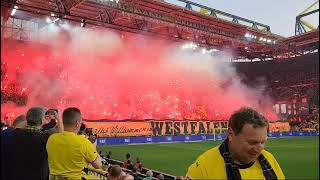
84,120,228,137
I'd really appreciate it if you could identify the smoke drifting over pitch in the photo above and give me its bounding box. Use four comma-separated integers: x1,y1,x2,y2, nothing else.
1,22,277,121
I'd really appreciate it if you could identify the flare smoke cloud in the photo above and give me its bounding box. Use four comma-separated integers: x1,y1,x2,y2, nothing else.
1,22,277,121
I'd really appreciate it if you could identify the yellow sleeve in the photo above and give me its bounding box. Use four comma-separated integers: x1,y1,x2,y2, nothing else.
81,138,98,163
270,154,285,180
186,161,205,179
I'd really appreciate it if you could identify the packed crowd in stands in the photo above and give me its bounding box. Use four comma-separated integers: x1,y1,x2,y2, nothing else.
234,53,319,100
288,110,319,132
94,150,178,180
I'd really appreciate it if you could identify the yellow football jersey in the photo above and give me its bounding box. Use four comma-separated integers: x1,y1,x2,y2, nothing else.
186,146,285,179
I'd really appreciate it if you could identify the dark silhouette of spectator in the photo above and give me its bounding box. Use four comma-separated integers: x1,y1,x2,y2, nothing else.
1,121,8,131
123,153,133,170
1,107,62,180
107,151,112,159
2,115,27,136
131,166,142,180
134,157,143,172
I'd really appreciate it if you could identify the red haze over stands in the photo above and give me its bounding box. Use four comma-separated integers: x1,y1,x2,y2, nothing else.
1,25,278,122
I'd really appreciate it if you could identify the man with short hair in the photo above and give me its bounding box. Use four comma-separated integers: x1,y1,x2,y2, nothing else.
46,107,102,180
186,107,285,179
1,114,27,136
12,114,27,129
108,165,123,180
143,170,153,180
1,107,62,180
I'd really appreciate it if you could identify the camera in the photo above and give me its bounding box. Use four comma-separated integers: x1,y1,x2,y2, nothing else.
78,123,97,143
85,128,93,136
45,109,58,120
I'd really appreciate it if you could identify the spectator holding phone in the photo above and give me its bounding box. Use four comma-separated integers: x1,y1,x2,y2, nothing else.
2,107,63,180
46,107,102,180
42,109,56,131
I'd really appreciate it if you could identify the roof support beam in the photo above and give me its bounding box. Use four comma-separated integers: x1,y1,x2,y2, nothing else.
59,0,85,13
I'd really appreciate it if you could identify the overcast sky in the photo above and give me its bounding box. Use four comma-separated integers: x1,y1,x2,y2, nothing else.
164,0,319,37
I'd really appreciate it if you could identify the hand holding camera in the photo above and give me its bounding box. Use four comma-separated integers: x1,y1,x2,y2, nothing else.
88,133,97,144
46,109,59,120
44,109,63,132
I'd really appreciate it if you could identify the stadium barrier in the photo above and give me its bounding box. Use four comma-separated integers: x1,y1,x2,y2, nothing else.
87,166,107,180
268,131,319,138
97,131,319,146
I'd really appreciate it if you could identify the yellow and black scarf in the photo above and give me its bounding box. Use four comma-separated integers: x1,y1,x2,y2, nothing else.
219,138,278,180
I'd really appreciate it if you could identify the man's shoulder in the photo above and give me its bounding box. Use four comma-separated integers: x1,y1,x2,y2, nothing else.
188,145,222,171
261,149,276,159
261,149,282,166
1,128,14,136
47,131,61,139
12,128,50,140
197,145,221,162
186,144,227,179
48,132,91,146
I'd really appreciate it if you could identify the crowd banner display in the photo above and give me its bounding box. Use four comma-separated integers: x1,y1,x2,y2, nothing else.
85,119,295,137
84,119,318,146
84,119,228,137
268,122,290,132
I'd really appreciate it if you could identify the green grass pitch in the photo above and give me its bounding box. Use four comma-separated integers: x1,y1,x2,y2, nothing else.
98,136,319,179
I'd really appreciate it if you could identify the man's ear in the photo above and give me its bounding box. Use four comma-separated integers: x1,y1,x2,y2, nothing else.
227,127,234,141
76,120,81,128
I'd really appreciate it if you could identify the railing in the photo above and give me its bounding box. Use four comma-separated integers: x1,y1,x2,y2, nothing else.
106,158,175,180
87,166,107,180
87,159,175,180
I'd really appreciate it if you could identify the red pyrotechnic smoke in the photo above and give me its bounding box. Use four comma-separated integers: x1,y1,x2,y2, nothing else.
1,23,278,121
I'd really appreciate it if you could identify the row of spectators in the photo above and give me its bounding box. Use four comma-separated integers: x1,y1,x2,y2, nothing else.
1,106,103,180
1,107,176,180
1,106,318,180
99,152,172,180
106,164,165,180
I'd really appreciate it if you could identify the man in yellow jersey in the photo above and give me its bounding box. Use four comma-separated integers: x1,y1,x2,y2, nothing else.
46,107,102,180
186,107,285,180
